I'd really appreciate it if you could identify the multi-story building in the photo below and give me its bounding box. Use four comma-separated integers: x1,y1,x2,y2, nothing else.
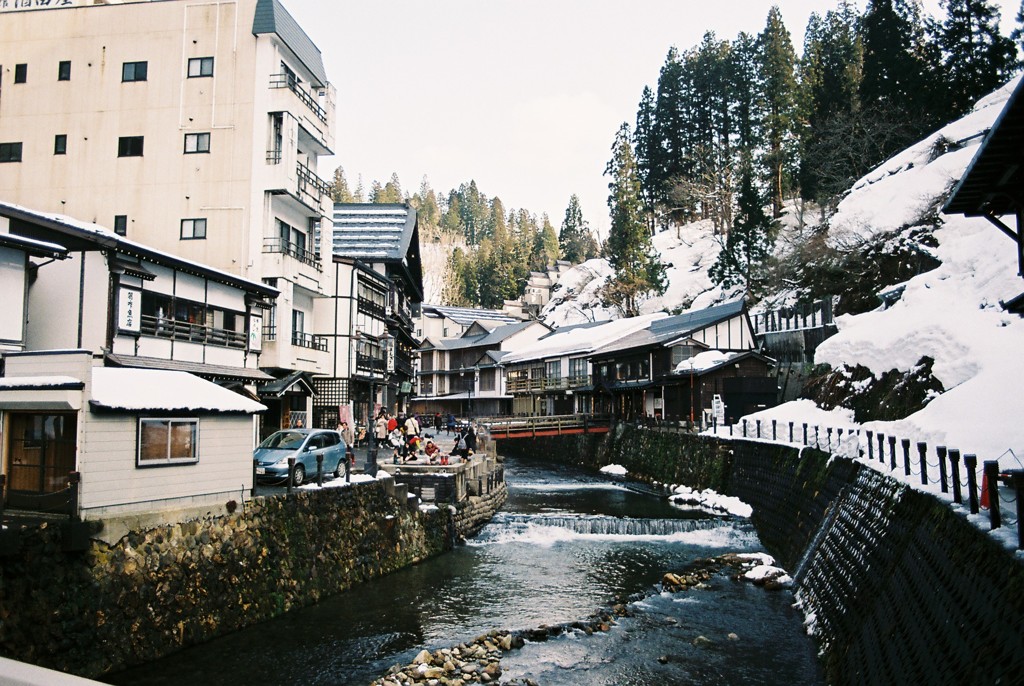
0,0,336,427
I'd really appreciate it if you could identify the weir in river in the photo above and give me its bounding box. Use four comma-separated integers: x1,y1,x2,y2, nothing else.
105,455,822,686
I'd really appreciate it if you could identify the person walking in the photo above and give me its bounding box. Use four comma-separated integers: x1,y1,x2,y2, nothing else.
405,413,420,437
433,412,443,435
339,421,354,449
375,412,389,444
446,412,456,435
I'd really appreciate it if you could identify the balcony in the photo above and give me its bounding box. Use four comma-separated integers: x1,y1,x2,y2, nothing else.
357,295,387,319
139,314,246,349
292,331,328,351
356,353,386,374
506,375,590,393
269,73,327,124
263,236,321,270
297,162,331,207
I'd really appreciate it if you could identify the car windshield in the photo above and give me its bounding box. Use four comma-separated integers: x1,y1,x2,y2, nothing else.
259,431,306,450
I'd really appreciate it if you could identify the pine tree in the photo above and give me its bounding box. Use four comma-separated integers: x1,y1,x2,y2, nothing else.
652,48,690,214
559,194,596,264
602,123,667,317
533,214,560,269
409,176,441,230
634,86,658,231
758,6,798,218
1013,1,1024,52
330,166,357,203
937,0,1019,117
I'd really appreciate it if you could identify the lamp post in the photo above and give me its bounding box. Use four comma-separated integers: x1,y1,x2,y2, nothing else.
689,358,695,430
460,365,479,420
365,331,393,477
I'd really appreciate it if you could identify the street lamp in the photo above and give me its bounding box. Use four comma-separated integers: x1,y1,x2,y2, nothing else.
460,365,479,420
365,331,393,476
689,357,695,430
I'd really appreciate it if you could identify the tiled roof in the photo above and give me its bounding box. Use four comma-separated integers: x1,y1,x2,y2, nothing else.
252,0,327,86
423,304,520,326
435,321,540,350
593,300,747,356
332,204,417,262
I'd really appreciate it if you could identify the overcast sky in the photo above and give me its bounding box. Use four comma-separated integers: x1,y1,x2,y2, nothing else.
285,0,1007,239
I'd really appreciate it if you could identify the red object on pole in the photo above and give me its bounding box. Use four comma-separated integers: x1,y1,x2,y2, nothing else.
980,471,990,509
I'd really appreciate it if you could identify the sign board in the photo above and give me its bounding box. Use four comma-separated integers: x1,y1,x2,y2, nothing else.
248,314,263,352
400,381,413,394
117,287,140,333
712,394,726,425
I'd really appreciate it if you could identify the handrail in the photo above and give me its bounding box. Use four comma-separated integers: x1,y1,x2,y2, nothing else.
140,314,246,349
291,331,328,351
268,73,327,124
263,236,321,270
297,162,331,202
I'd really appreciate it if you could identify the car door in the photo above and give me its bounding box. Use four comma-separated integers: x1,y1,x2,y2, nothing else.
322,432,344,472
302,432,326,474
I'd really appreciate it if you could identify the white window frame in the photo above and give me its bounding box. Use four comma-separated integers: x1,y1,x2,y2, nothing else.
137,418,199,467
184,132,210,154
187,57,214,78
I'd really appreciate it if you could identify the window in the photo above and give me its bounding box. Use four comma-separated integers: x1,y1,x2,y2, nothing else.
183,132,210,154
292,309,305,335
118,136,144,157
122,61,148,82
187,57,214,78
180,218,207,240
114,215,128,236
14,64,27,83
58,61,71,81
569,358,587,381
138,418,198,466
54,134,67,155
0,142,23,163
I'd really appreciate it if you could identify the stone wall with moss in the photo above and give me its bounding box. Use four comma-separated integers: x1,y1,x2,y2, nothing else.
0,479,505,679
499,427,1024,684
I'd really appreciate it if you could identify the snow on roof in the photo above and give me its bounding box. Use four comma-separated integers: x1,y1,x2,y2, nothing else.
90,368,265,414
436,321,542,350
332,203,416,261
673,350,742,374
0,232,68,257
423,304,520,326
503,312,668,364
0,376,83,390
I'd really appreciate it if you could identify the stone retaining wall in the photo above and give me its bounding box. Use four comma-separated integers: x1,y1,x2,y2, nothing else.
0,476,507,679
498,427,1024,684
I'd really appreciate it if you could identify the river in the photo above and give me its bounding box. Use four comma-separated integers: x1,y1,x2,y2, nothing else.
105,455,823,685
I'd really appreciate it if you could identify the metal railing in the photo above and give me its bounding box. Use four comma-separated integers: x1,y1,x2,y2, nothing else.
291,331,328,351
268,73,328,124
140,314,247,348
263,236,321,270
357,296,387,318
297,162,331,205
482,414,612,438
506,375,591,393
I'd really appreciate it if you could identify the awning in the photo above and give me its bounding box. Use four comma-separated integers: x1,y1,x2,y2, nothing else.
0,376,84,411
105,353,273,382
259,370,315,397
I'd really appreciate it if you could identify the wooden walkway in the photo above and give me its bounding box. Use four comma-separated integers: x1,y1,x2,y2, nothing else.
481,415,612,440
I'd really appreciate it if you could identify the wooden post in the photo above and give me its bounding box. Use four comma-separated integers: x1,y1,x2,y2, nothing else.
802,423,807,445
964,454,979,514
789,421,794,443
252,460,258,497
888,435,897,470
984,461,1001,529
866,431,874,461
917,442,928,485
742,419,748,437
826,427,833,451
901,439,911,476
68,471,81,521
949,449,962,504
756,420,761,438
316,453,324,487
0,474,5,522
937,446,948,493
772,420,777,441
287,456,295,494
1006,471,1024,549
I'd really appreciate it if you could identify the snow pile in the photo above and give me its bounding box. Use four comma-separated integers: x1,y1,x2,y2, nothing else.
673,349,740,374
669,485,753,518
599,464,628,477
296,473,377,490
91,368,266,414
735,553,793,588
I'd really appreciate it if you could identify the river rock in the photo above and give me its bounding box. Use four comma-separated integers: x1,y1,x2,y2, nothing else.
413,649,433,664
728,632,739,641
692,635,713,648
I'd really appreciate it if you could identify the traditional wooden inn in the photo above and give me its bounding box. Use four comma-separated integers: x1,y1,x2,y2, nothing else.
588,300,776,424
0,203,272,518
502,313,667,416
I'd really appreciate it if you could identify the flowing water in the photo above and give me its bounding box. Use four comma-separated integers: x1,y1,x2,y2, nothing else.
105,456,823,685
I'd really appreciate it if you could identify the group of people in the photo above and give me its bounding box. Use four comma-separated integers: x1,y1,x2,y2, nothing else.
367,410,479,465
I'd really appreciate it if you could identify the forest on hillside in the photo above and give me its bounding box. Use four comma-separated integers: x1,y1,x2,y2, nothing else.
332,0,1023,313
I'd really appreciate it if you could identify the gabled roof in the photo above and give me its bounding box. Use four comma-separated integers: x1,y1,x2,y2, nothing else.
944,76,1024,217
0,232,68,259
332,203,423,301
593,300,747,357
436,321,546,350
502,313,668,364
105,353,273,382
422,304,520,326
252,0,328,87
90,368,265,414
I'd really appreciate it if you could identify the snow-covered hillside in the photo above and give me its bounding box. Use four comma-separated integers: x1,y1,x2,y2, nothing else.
542,76,1024,466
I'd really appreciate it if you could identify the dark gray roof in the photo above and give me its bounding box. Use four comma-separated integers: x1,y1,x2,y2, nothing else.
423,304,520,326
435,321,542,351
105,353,274,382
252,0,328,87
332,204,417,262
0,232,67,259
593,300,747,356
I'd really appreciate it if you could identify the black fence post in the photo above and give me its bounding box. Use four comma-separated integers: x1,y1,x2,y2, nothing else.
984,461,1001,530
789,421,794,443
949,449,962,504
937,446,948,493
252,460,258,497
802,423,808,445
0,474,5,522
756,420,761,438
877,433,885,465
772,420,777,440
729,422,733,436
1007,471,1024,549
742,419,748,437
917,442,928,485
68,471,81,521
712,415,717,434
316,453,324,487
866,431,874,461
345,453,352,483
827,427,833,451
964,454,979,514
888,436,897,470
287,456,295,495
901,439,912,476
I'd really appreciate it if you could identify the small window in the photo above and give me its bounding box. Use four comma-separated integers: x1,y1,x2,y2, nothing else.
114,215,128,236
122,61,148,82
54,134,67,155
58,61,71,81
183,132,210,154
138,418,198,466
118,136,144,157
187,57,214,78
14,64,27,84
0,142,24,163
180,218,207,240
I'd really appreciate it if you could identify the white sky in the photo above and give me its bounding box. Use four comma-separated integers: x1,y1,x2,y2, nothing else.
286,0,1007,239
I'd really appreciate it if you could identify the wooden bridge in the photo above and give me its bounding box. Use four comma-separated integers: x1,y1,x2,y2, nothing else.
481,414,612,440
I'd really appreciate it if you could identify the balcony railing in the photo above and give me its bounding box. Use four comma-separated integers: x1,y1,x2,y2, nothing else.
139,314,246,349
263,236,321,270
297,162,331,205
506,375,592,393
292,331,328,351
356,353,386,374
269,73,328,124
263,323,277,341
357,295,387,318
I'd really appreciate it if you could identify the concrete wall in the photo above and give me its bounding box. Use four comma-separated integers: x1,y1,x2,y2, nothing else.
497,427,1024,685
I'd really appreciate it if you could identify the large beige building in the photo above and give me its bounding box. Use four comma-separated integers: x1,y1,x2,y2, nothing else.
0,0,344,430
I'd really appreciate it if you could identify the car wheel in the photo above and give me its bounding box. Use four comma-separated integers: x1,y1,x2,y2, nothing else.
334,458,345,478
292,464,306,487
